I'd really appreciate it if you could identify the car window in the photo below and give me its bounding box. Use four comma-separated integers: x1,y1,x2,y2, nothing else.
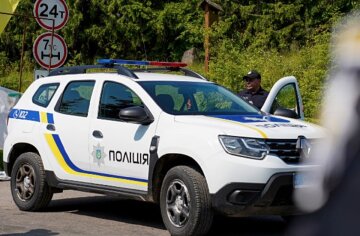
153,85,184,112
140,81,259,115
57,81,95,117
98,81,144,120
32,83,59,107
270,83,300,116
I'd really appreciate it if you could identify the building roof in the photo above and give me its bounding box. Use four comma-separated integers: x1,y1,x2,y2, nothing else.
199,0,223,12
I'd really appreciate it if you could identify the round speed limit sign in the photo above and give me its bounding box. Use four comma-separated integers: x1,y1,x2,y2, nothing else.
33,32,68,69
33,0,69,31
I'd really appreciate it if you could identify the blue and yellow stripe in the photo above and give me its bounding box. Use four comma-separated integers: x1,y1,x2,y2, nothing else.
45,133,148,186
40,111,54,124
207,115,270,138
9,109,54,124
10,109,148,186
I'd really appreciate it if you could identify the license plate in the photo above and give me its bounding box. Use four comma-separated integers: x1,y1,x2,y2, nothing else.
293,172,309,189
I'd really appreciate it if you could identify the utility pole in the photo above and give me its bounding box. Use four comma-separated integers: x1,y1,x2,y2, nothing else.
200,0,222,74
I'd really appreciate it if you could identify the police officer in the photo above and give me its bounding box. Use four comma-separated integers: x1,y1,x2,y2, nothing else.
238,70,268,109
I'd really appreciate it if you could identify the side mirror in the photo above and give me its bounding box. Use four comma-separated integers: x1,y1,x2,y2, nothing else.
119,106,154,125
273,107,299,119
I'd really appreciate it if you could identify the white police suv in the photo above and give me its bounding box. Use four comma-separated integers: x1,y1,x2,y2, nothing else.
3,59,322,236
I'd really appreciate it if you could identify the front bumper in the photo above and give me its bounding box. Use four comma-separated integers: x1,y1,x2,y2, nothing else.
211,172,300,216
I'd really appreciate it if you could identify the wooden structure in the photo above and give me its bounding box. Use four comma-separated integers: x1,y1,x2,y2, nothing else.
200,0,222,73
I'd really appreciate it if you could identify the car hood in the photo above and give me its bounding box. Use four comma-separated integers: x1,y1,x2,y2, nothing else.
174,114,323,139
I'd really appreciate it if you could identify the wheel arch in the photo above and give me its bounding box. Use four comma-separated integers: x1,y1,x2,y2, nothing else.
6,143,40,177
150,153,205,204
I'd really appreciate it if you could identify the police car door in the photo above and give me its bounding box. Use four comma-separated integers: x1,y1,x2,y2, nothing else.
261,76,304,120
51,80,95,183
89,81,155,191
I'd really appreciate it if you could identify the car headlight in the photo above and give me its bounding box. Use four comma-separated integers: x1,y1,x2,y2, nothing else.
218,135,270,160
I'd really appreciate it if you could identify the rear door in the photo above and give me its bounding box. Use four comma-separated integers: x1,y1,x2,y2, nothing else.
261,76,304,119
49,80,95,183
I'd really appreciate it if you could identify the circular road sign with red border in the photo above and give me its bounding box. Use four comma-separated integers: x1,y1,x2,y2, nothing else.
33,32,68,69
33,0,69,31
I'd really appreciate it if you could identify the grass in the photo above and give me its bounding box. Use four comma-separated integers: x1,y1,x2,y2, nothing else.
0,70,34,93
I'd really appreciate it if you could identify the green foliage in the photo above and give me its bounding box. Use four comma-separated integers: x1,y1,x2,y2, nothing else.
0,70,34,92
0,0,359,119
208,32,330,120
1,0,203,66
60,0,203,64
275,84,298,110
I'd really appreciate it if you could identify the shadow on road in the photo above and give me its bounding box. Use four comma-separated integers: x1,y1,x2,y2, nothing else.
210,215,287,236
44,195,287,235
46,195,166,230
2,229,59,236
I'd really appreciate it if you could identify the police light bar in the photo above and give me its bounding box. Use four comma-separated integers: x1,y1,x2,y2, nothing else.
97,59,187,67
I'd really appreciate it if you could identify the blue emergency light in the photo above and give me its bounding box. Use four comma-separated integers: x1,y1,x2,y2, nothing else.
97,59,187,67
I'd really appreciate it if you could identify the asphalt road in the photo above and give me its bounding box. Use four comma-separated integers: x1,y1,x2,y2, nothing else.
0,180,288,236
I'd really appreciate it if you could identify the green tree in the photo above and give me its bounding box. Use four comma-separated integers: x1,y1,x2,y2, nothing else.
1,0,360,119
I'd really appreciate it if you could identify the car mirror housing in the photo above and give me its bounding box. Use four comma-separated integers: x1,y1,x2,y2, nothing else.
273,107,299,119
118,106,153,125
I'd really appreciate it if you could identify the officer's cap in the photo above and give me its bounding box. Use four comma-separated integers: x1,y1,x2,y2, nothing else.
243,70,261,80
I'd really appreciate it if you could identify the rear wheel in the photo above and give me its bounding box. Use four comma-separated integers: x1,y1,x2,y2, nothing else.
160,166,213,236
11,152,53,211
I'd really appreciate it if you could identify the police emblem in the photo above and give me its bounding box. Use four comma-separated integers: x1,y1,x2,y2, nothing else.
92,143,106,166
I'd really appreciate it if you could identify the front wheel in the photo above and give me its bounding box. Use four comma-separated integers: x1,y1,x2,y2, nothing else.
10,152,53,211
160,166,213,236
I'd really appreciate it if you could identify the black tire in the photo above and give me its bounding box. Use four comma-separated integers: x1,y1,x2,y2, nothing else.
10,152,53,211
160,166,213,236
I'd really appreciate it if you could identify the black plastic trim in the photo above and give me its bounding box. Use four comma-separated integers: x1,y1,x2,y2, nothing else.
45,171,147,201
3,162,9,176
228,190,260,205
257,172,293,206
147,135,160,201
48,64,208,81
211,172,298,216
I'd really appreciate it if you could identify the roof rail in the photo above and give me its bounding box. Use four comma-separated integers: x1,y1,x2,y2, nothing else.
47,59,207,80
98,59,207,80
48,64,139,79
132,67,207,80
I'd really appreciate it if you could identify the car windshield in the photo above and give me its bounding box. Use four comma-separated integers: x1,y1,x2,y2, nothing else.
139,81,260,115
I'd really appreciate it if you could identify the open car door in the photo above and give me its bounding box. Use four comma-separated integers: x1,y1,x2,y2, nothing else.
261,76,304,120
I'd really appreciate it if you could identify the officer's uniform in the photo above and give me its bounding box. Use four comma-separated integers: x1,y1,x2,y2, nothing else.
238,87,269,109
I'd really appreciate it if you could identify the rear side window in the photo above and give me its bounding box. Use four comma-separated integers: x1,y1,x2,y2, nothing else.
56,81,95,117
32,83,59,107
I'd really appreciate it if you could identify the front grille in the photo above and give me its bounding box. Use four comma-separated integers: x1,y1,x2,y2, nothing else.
265,139,300,164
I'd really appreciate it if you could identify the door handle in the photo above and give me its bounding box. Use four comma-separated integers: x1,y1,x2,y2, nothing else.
46,124,56,131
92,130,103,138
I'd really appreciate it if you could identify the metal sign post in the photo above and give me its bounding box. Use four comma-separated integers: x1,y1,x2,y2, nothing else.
33,0,69,72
